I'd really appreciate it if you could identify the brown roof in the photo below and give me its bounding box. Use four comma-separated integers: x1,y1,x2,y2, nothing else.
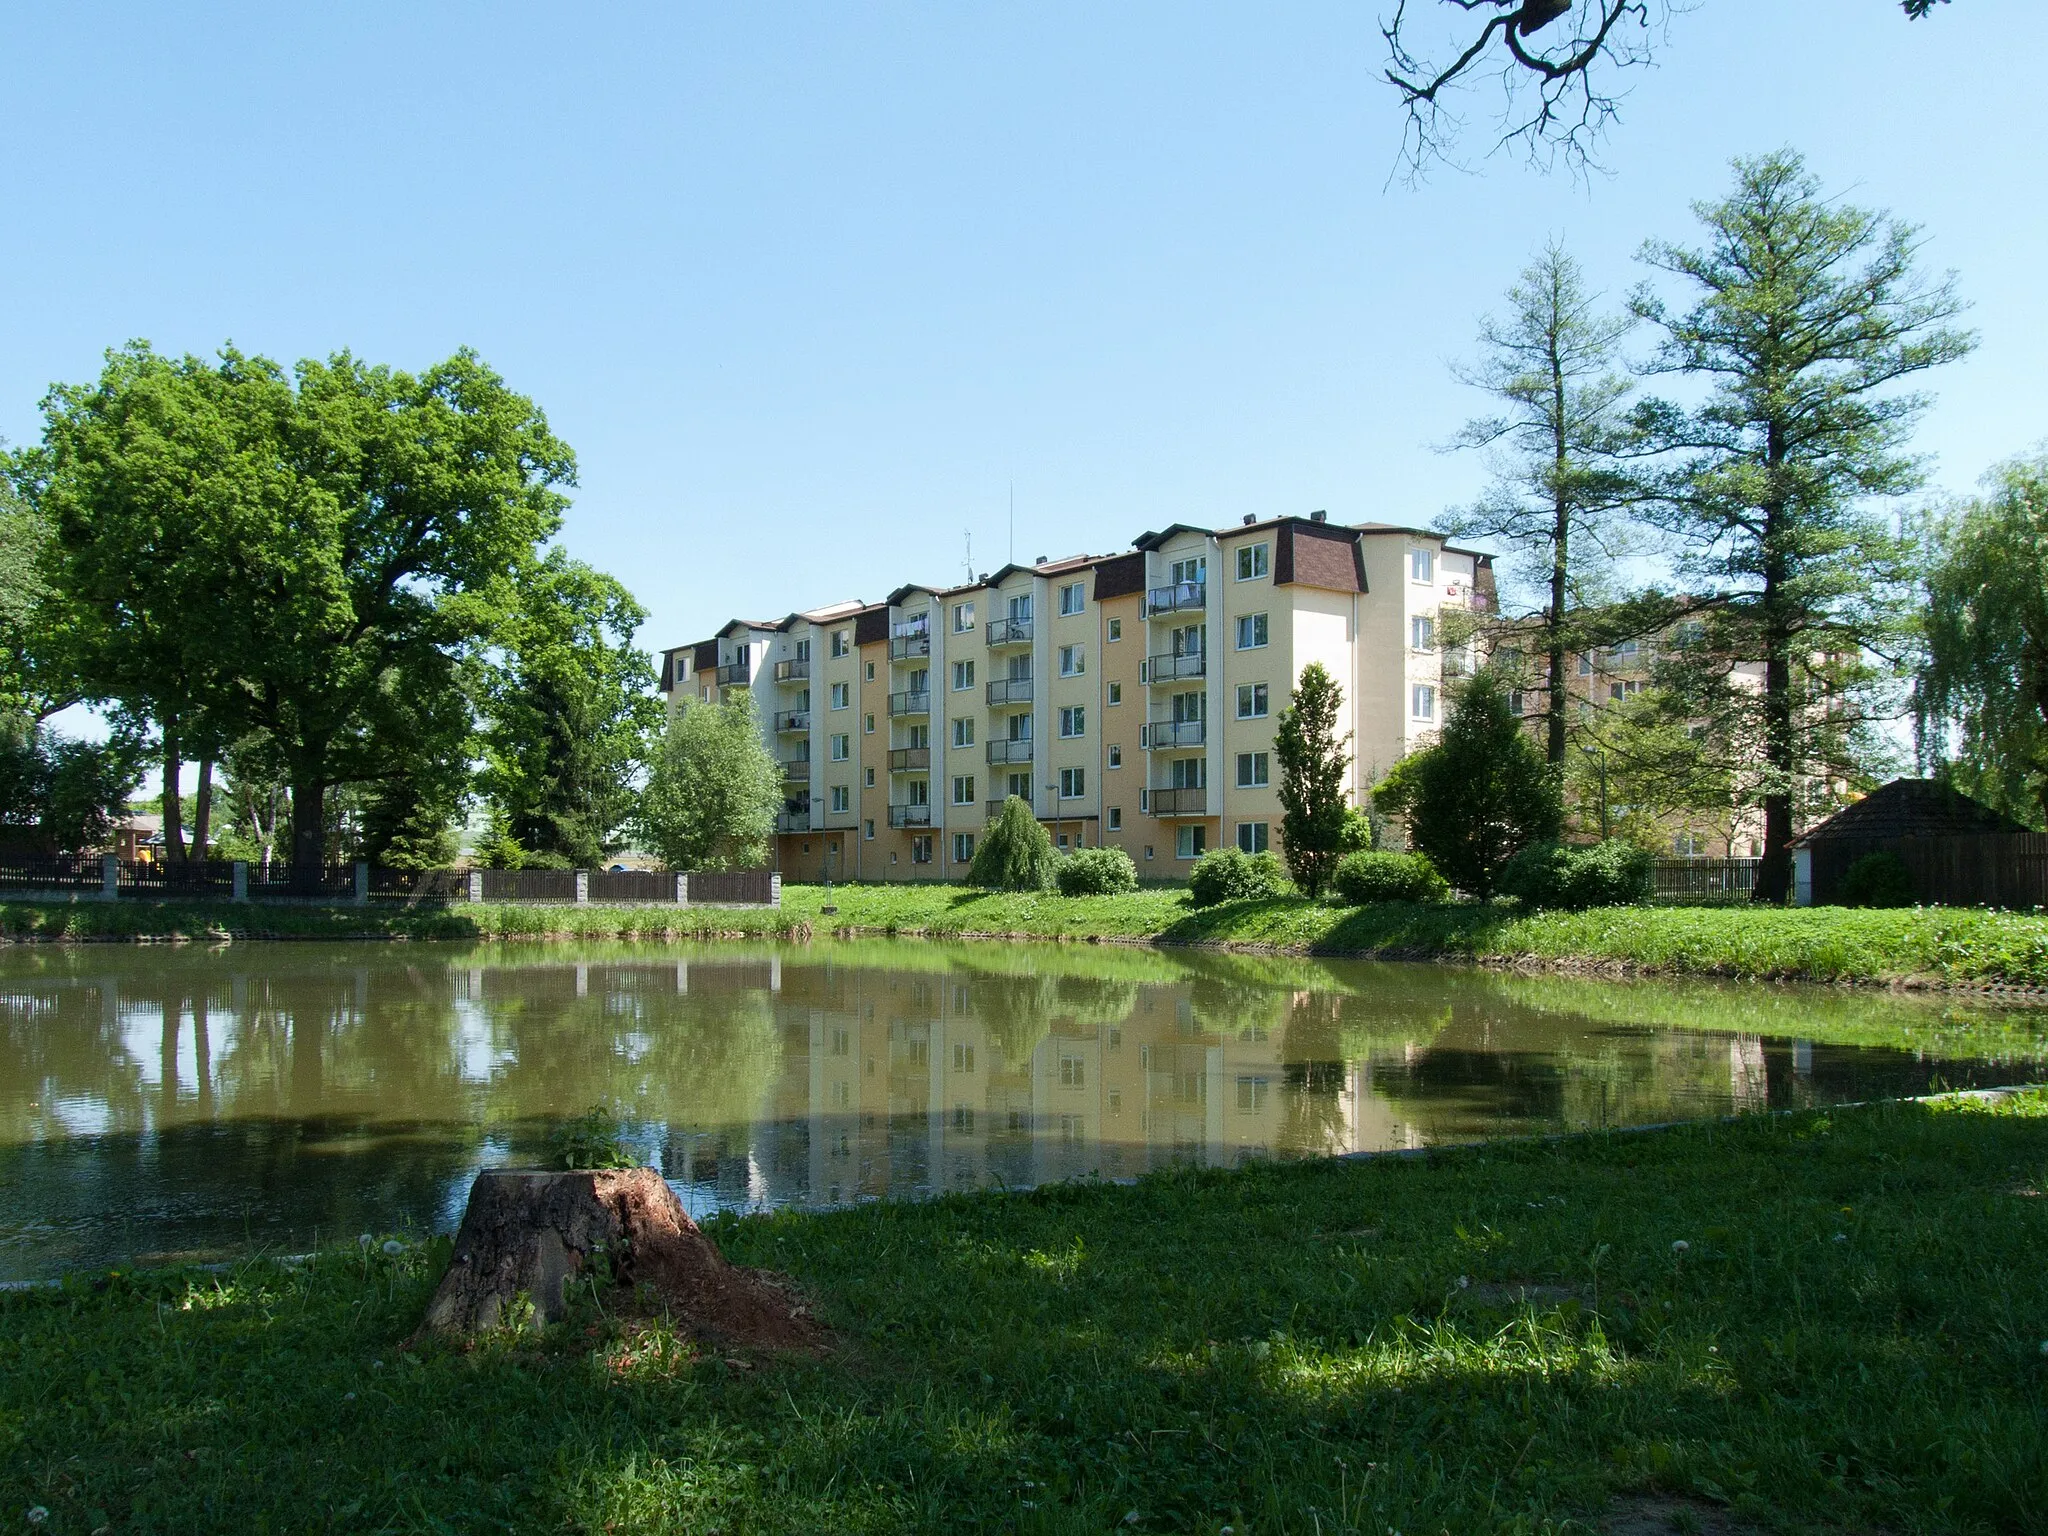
692,640,718,673
1093,552,1145,601
1791,779,2027,846
1276,520,1366,593
852,605,889,647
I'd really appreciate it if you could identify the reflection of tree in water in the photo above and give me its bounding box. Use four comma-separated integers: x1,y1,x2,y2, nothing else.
952,959,1141,1067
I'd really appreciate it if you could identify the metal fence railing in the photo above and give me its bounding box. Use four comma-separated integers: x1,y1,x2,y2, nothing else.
1649,858,1761,906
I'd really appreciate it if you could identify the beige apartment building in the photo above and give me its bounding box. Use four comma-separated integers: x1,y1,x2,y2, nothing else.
662,514,1494,882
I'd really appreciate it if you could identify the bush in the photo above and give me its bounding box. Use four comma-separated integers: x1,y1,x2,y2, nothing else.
1499,838,1654,910
1330,850,1451,906
967,796,1059,891
1838,850,1914,908
1186,847,1291,908
1056,846,1139,896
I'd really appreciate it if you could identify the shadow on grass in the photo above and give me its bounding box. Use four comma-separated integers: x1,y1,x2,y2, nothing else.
1156,897,1519,956
7,1097,2044,1534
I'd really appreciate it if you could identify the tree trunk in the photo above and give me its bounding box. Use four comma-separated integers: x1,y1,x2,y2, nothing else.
161,723,185,866
1753,485,1795,905
1546,333,1570,767
290,776,326,892
191,758,214,861
419,1168,821,1350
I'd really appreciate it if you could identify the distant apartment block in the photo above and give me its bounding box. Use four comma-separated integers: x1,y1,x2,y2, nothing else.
662,515,1493,882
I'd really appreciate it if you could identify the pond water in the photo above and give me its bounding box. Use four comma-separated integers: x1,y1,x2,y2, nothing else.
3,939,2043,1282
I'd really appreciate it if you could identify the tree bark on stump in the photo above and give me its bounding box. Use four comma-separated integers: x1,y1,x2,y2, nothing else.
420,1168,820,1349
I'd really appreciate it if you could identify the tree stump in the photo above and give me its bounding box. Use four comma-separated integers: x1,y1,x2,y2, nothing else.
419,1168,821,1350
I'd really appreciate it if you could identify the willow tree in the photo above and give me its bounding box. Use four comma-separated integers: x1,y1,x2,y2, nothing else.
1629,151,1973,902
1918,455,2048,827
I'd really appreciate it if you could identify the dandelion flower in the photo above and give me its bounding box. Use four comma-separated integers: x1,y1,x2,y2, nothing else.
358,1233,374,1249
382,1239,404,1256
27,1510,49,1528
1671,1240,1690,1254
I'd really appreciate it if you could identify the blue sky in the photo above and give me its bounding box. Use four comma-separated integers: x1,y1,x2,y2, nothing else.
3,1,2041,665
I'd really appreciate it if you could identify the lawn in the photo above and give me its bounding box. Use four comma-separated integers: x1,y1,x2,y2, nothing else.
4,883,2048,988
4,1090,2044,1533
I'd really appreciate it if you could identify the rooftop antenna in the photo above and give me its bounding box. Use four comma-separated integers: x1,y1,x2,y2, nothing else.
963,529,975,585
1008,481,1015,567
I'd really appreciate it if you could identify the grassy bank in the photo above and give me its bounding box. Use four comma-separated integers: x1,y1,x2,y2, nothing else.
5,1091,2044,1533
5,883,2048,988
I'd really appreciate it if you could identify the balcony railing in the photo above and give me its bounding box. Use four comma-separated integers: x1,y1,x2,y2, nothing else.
1146,581,1205,616
1142,719,1206,749
887,690,931,717
986,616,1033,647
888,747,931,772
773,710,810,732
780,757,811,781
892,617,930,639
1147,651,1206,682
772,658,809,683
887,803,933,829
986,798,1033,822
986,738,1034,765
889,634,930,661
774,811,810,834
716,663,750,686
1149,787,1208,817
985,677,1033,707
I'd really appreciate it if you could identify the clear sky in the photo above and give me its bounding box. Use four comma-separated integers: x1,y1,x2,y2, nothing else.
3,1,2041,665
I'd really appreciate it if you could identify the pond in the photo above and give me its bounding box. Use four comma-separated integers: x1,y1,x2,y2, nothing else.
3,939,2043,1282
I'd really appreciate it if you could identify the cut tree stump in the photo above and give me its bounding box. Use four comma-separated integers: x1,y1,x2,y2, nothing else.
419,1167,822,1350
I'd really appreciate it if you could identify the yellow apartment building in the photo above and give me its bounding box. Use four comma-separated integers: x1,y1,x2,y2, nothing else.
660,513,1494,881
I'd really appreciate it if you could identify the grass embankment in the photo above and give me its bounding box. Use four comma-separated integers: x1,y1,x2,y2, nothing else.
5,883,2048,988
5,1092,2044,1533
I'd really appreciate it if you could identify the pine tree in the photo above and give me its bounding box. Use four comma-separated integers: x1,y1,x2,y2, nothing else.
1273,663,1352,898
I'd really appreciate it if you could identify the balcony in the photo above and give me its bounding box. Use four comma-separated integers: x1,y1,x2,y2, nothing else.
1149,787,1208,817
1142,719,1206,749
889,634,930,661
887,803,934,829
715,662,750,686
986,738,1034,765
888,747,931,772
1146,581,1205,616
887,690,931,717
986,616,1033,647
780,757,810,782
985,677,1033,707
986,798,1029,821
774,811,811,834
772,658,809,683
773,710,811,733
1147,651,1206,682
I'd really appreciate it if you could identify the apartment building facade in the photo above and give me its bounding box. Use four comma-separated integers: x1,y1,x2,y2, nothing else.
662,514,1492,882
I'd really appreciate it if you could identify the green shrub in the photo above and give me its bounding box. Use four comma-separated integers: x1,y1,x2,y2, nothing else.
1056,846,1139,896
1838,850,1914,908
1330,850,1451,906
1499,838,1654,910
967,796,1059,891
1187,847,1291,908
1337,806,1377,854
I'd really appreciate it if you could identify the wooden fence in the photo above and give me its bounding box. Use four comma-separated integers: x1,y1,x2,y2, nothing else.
1809,832,2048,910
1649,858,1760,905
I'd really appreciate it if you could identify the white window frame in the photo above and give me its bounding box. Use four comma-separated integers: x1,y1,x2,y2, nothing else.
1107,807,1122,831
832,630,851,658
831,734,850,761
1059,706,1086,739
831,785,850,813
1175,824,1205,859
952,775,976,806
1060,581,1085,616
1236,542,1269,581
1411,684,1436,721
1107,618,1122,642
952,717,974,748
1108,682,1122,706
830,681,850,709
1410,615,1434,652
953,832,975,862
952,659,975,691
1107,745,1122,769
1235,613,1269,651
1235,751,1269,788
1236,682,1268,719
1409,548,1435,584
1236,821,1269,854
1059,644,1085,677
1059,767,1085,799
952,602,975,633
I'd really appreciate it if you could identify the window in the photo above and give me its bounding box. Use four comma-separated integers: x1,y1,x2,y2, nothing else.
1235,752,1270,788
1060,767,1085,799
830,682,850,709
952,1041,976,1073
1059,706,1086,738
1609,679,1643,701
1508,690,1525,717
1236,683,1268,719
952,602,975,632
1578,653,1593,676
795,638,811,662
952,775,976,805
865,767,876,787
831,785,850,813
1144,845,1154,859
911,835,933,864
1236,542,1269,580
1411,684,1436,721
1235,613,1269,650
1007,771,1030,798
1237,821,1269,854
952,717,974,748
831,734,850,760
1059,644,1085,677
1170,555,1206,586
952,659,975,690
952,832,975,863
1108,807,1122,831
832,630,850,658
1108,618,1122,642
1410,615,1434,651
1673,832,1702,857
1108,682,1122,706
865,661,876,681
1060,581,1085,616
864,712,875,733
863,818,875,840
1409,548,1434,583
1176,825,1206,859
1059,1055,1086,1089
1235,1075,1270,1113
1107,745,1122,769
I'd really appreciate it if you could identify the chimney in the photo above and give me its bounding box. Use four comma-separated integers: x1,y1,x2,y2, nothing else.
1242,514,1256,526
1310,510,1327,523
1035,555,1048,565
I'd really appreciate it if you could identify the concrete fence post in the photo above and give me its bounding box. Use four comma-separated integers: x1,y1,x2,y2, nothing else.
353,862,369,906
674,873,689,906
100,853,119,902
232,861,249,902
574,870,589,905
467,870,484,903
770,872,782,909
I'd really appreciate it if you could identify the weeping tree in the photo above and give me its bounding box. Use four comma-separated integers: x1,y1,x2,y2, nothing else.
968,795,1058,892
1918,454,2048,827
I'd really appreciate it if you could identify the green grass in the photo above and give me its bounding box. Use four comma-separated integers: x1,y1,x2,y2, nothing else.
6,884,2048,989
5,1091,2044,1533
